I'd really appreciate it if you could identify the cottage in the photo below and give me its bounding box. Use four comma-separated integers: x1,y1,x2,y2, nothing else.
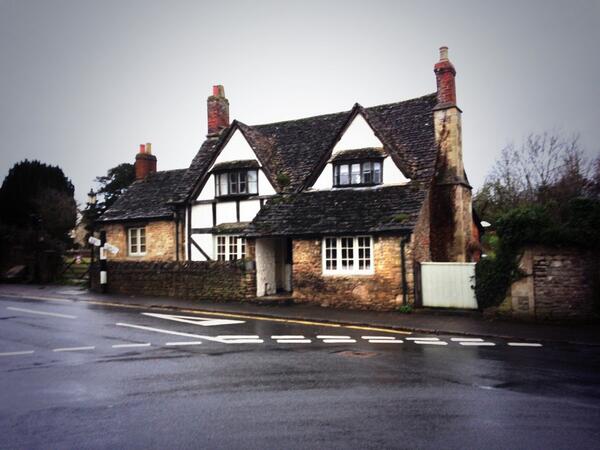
98,47,480,309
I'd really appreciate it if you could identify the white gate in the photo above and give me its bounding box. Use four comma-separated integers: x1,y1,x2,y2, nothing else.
420,262,478,309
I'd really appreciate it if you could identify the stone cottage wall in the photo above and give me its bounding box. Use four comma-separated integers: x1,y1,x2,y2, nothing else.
500,246,599,320
292,235,413,311
91,260,256,301
101,220,183,261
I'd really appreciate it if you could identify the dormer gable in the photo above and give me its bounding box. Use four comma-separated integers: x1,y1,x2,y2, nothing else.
196,126,277,201
331,113,384,155
310,109,411,190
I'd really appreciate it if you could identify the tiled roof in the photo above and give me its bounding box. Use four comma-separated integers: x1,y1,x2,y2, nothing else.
244,184,427,237
211,160,260,171
176,92,438,201
330,148,387,162
98,169,187,222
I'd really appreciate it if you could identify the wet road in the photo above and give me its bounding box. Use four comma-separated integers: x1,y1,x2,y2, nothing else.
1,294,599,449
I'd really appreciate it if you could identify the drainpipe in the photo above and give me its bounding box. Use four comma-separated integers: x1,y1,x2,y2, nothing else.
400,236,409,306
174,210,180,261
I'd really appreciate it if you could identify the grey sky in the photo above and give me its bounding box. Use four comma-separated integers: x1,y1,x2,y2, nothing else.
1,0,598,205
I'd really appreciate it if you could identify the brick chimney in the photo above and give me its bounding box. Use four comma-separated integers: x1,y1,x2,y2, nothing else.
135,142,157,180
430,46,474,263
434,46,456,107
207,85,229,138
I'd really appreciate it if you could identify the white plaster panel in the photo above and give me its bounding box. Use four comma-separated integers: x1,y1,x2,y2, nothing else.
383,156,410,184
190,233,213,261
256,238,277,296
258,170,276,195
211,129,257,167
191,204,213,228
239,199,261,222
311,163,333,190
197,175,215,201
332,114,383,154
216,201,237,224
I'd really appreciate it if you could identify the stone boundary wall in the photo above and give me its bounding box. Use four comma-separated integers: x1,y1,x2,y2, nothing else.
91,260,256,302
499,245,599,321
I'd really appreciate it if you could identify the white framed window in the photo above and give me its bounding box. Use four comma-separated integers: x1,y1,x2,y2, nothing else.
128,227,146,256
322,236,373,274
215,170,259,196
334,161,382,186
215,235,246,261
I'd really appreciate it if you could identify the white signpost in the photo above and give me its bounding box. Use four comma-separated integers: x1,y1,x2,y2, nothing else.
89,234,119,293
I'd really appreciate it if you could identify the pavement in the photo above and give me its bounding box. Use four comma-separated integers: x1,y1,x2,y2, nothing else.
1,283,598,346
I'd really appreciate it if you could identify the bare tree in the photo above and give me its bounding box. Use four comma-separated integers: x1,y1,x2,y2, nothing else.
475,131,594,221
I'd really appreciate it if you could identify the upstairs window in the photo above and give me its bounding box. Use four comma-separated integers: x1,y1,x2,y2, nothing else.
215,169,258,197
334,161,382,186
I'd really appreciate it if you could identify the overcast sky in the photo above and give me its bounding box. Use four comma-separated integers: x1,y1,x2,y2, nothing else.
1,0,598,205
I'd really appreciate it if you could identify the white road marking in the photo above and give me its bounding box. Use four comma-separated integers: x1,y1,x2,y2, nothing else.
216,335,260,339
111,343,151,348
317,335,351,339
508,342,543,347
414,341,448,346
459,342,496,346
0,350,35,357
450,337,484,342
116,322,219,342
322,339,357,343
368,339,403,344
361,336,396,340
406,337,440,341
52,346,95,352
221,339,264,344
165,341,203,346
7,306,76,319
275,339,312,344
271,335,306,339
142,312,245,327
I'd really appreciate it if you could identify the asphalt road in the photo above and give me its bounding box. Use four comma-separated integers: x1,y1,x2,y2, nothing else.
0,294,599,450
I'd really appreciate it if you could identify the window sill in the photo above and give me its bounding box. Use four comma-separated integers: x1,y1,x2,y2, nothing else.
322,270,375,277
332,183,382,188
215,194,258,200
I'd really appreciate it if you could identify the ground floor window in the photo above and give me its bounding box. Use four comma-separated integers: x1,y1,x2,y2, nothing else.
128,227,146,256
322,236,373,274
215,235,246,261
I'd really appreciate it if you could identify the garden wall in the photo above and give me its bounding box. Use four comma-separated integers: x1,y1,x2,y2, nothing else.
91,260,256,302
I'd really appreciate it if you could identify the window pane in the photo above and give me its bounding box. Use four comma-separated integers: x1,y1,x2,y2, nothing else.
358,236,371,270
238,171,247,194
219,174,228,196
325,238,337,270
373,162,382,183
341,237,354,269
351,164,361,184
334,165,340,186
217,236,226,261
129,229,137,254
339,165,349,185
240,237,246,259
247,170,258,194
229,172,238,194
229,236,237,260
362,162,372,184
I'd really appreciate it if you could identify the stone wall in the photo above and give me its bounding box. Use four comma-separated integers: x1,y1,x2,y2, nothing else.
499,246,599,321
91,260,256,301
101,219,184,261
292,235,413,311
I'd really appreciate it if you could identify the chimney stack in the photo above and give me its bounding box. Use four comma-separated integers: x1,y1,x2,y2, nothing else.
434,46,457,107
135,142,157,180
207,85,229,137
